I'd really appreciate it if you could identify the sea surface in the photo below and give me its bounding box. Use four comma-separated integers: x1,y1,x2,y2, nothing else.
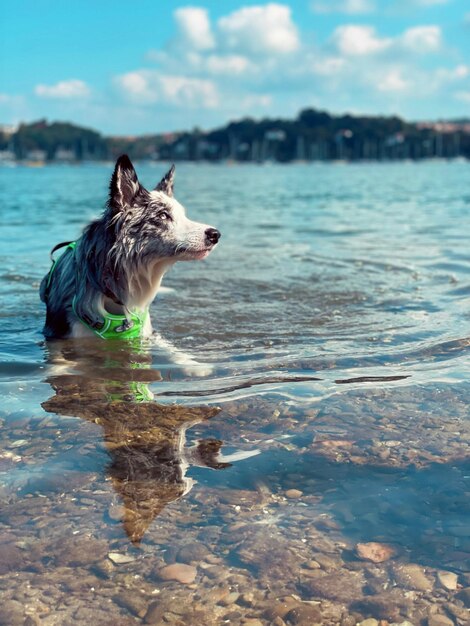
0,161,469,625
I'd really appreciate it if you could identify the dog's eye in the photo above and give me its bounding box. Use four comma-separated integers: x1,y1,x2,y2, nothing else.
159,211,171,221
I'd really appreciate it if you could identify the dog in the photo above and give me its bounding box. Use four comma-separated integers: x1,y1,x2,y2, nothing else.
40,155,220,340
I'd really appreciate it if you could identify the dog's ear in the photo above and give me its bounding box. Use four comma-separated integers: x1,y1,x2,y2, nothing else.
109,155,141,211
155,164,175,197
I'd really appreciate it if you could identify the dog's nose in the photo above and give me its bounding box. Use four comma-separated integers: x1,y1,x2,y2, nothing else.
205,228,221,245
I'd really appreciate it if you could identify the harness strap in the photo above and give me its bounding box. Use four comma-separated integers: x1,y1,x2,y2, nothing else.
72,295,148,340
44,241,77,295
49,240,76,262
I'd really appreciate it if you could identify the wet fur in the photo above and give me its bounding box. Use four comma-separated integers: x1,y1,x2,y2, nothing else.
40,156,220,339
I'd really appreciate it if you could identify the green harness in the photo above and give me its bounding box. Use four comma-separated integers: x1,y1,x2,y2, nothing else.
46,241,149,340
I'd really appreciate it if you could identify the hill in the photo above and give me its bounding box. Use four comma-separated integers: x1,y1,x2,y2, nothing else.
1,110,469,163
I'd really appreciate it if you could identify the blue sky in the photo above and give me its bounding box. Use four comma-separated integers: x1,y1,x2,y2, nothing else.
1,0,469,134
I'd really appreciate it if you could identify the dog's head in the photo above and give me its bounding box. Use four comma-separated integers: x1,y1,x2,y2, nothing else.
107,155,220,262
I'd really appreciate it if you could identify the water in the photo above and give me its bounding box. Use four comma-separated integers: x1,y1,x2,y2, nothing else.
0,161,469,624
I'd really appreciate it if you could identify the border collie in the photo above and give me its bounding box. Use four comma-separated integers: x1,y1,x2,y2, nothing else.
40,155,220,341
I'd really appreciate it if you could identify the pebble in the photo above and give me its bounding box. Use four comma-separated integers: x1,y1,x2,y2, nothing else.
265,597,300,620
220,591,240,606
24,617,42,626
239,592,256,607
207,588,230,604
356,542,396,563
202,564,226,579
176,542,210,563
393,564,434,592
456,587,470,607
52,536,108,567
437,571,458,591
157,563,197,585
113,590,148,618
284,603,322,624
108,552,136,564
0,600,25,626
352,591,407,621
358,620,379,626
223,610,243,621
144,601,165,625
314,554,340,570
303,571,365,603
0,544,25,574
93,559,115,578
444,602,468,621
427,616,455,626
285,489,303,499
9,439,28,448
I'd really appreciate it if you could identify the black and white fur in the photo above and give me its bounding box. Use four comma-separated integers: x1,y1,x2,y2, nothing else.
40,155,220,340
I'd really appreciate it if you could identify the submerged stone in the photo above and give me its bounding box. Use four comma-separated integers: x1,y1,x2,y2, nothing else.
285,603,322,624
437,570,458,591
427,615,455,626
113,590,148,617
157,563,197,584
0,544,25,574
456,587,470,607
356,542,396,563
108,552,136,564
392,563,434,592
176,542,210,563
285,489,303,499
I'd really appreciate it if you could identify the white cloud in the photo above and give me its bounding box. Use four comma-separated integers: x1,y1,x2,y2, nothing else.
35,79,90,99
400,25,441,53
455,91,470,104
331,25,391,56
452,64,469,79
145,50,253,78
434,64,469,81
205,55,252,75
174,7,215,50
311,0,375,14
218,4,299,55
115,70,219,108
117,73,148,98
377,69,409,92
331,24,442,57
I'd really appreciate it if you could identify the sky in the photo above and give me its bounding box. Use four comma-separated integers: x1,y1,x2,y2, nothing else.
1,0,469,135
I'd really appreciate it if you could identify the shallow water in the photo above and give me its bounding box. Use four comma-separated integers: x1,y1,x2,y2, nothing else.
0,161,469,625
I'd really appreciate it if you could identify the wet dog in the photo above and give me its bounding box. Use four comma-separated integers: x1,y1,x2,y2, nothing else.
40,155,220,340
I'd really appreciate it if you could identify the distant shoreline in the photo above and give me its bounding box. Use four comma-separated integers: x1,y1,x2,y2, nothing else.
1,157,468,168
2,108,469,164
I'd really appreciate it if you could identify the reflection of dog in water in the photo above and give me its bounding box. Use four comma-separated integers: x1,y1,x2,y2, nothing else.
42,344,258,544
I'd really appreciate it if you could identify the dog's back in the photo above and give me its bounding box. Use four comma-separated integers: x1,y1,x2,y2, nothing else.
40,243,78,338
